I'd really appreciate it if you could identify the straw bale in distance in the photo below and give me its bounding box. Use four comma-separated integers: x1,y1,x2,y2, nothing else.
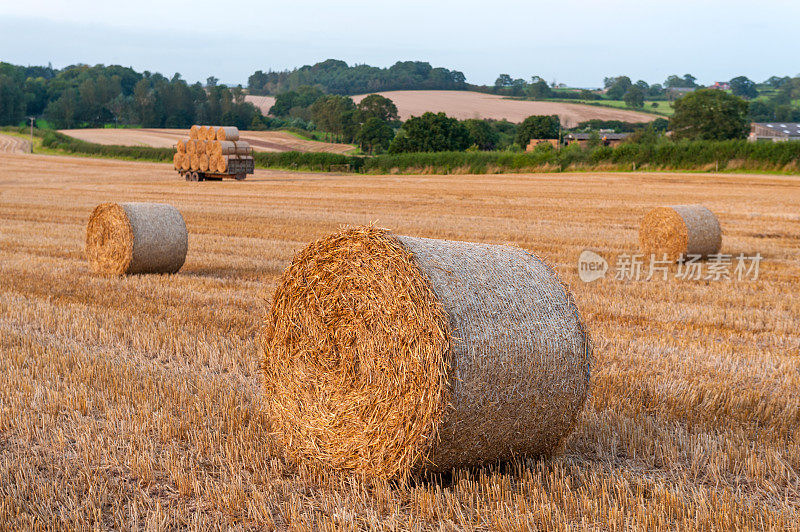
640,205,721,261
176,139,186,153
172,152,183,170
190,153,200,171
189,125,200,139
199,154,209,172
180,154,192,171
86,202,188,275
216,126,239,141
262,226,591,479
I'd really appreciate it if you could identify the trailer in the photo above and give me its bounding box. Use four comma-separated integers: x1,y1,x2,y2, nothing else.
178,155,255,181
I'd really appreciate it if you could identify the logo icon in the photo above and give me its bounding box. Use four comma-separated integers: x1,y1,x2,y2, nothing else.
578,250,608,283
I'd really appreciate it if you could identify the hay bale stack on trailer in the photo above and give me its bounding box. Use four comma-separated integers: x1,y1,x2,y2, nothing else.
262,226,592,479
175,126,254,181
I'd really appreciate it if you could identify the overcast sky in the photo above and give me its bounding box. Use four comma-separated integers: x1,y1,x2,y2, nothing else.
1,1,797,88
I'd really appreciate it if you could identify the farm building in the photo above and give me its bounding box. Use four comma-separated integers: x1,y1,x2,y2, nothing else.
708,82,731,90
564,132,629,147
748,122,800,142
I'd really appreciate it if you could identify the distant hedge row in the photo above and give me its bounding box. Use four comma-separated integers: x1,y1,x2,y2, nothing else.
363,140,800,174
36,130,800,174
42,131,174,162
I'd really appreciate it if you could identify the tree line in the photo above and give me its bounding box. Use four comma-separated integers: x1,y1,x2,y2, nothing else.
247,59,467,95
0,62,262,129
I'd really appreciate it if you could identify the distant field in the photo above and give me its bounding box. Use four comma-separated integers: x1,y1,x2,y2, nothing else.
350,90,657,127
564,99,674,116
244,95,277,115
58,128,355,154
0,133,31,154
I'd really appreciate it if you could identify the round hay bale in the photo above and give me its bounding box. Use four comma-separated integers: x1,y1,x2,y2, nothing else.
180,153,192,171
172,152,183,170
218,155,229,173
186,139,197,155
262,226,591,479
639,205,721,261
205,126,217,141
198,126,208,140
189,125,200,139
86,203,188,276
206,140,219,156
176,139,186,153
216,126,239,141
189,153,200,171
199,153,210,172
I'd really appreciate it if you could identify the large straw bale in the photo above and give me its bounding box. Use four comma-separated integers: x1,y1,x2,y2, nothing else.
190,153,200,171
205,126,218,141
216,126,239,141
199,154,210,172
176,139,186,153
215,141,252,155
262,226,591,479
639,205,721,261
180,154,192,171
189,125,200,139
198,126,208,141
172,152,183,170
86,202,188,276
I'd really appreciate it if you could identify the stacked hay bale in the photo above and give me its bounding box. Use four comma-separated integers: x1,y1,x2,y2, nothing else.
262,226,592,479
86,202,188,275
639,205,722,261
179,126,253,174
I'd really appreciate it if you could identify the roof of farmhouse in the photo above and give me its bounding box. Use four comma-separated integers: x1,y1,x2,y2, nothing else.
753,123,800,136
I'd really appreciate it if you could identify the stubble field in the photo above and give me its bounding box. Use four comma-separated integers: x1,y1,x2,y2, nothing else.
0,152,798,529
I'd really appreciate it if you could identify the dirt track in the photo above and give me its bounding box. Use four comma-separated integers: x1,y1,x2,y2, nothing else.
0,133,30,154
58,128,355,154
351,90,657,127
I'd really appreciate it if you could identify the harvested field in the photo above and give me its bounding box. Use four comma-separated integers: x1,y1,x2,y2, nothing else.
58,128,355,154
352,90,657,127
244,94,277,115
0,133,31,154
0,151,798,529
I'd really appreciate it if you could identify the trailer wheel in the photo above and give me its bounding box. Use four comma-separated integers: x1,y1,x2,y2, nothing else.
189,172,199,182
184,173,191,181
234,173,246,181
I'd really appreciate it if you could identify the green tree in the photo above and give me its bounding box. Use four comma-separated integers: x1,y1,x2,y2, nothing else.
269,86,324,118
605,76,632,99
515,115,560,148
388,112,471,153
623,85,645,108
356,94,399,123
0,74,25,125
665,74,698,88
310,95,358,141
356,117,395,153
463,119,500,150
526,79,552,100
729,76,757,99
669,89,749,140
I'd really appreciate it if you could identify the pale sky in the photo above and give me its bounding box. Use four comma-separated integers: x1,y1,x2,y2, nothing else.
1,0,797,88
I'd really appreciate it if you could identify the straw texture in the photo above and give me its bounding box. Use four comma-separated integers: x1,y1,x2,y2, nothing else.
262,226,591,479
189,125,200,139
86,202,188,275
176,139,186,153
640,205,722,261
216,126,239,141
172,152,183,170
